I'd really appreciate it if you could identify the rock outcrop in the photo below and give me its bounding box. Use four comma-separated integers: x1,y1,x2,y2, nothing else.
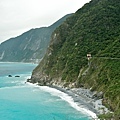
30,0,120,118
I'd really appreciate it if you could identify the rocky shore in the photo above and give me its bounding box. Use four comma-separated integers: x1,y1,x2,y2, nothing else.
27,77,109,119
49,85,109,115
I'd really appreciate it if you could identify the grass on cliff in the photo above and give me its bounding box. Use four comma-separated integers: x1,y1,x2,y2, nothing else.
79,58,120,118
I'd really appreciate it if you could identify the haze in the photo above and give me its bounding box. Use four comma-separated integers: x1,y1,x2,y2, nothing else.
0,0,91,43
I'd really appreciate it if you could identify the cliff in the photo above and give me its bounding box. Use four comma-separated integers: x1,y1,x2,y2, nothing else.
30,0,120,118
0,14,71,63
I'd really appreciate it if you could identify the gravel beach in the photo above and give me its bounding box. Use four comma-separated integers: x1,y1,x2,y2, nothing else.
27,82,109,119
49,85,109,119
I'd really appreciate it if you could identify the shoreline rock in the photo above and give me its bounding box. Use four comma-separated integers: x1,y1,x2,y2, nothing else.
15,75,20,77
8,75,12,77
28,77,109,118
49,85,109,115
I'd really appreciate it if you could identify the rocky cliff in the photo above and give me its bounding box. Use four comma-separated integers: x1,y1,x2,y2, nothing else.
30,0,120,118
0,14,71,63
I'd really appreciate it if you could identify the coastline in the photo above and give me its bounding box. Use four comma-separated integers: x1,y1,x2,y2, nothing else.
27,82,109,120
48,85,98,120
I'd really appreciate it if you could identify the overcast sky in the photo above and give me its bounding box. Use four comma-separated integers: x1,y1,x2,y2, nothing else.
0,0,91,43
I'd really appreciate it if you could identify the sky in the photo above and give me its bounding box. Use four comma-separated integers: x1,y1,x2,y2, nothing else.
0,0,91,43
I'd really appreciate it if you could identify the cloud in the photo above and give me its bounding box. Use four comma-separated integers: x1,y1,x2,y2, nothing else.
0,0,91,43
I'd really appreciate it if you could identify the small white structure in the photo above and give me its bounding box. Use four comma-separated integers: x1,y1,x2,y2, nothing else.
87,54,92,60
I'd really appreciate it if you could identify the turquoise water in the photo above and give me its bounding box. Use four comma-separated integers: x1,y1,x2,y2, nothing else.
0,62,91,120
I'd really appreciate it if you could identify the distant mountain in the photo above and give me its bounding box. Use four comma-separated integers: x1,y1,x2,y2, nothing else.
31,0,120,118
0,14,72,63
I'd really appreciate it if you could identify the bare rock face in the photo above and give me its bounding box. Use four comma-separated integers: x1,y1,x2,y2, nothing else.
0,14,71,63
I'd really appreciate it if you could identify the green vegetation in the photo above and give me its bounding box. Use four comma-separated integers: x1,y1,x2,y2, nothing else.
0,14,71,62
32,0,120,118
80,58,120,118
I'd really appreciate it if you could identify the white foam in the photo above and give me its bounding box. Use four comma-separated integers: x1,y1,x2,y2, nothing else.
26,82,38,87
15,74,32,84
26,83,98,119
24,75,31,80
42,86,98,119
0,62,38,65
0,85,26,90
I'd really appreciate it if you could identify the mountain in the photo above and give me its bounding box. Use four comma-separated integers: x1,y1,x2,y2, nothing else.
0,14,72,63
30,0,120,118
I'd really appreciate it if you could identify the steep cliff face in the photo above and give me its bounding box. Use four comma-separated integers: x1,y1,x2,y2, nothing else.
0,14,71,63
31,0,120,117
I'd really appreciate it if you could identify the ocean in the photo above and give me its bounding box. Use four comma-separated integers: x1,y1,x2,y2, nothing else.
0,62,92,120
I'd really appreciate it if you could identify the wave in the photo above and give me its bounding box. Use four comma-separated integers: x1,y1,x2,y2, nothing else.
0,85,27,90
0,75,32,89
1,81,98,119
0,62,38,65
26,83,98,119
0,82,34,89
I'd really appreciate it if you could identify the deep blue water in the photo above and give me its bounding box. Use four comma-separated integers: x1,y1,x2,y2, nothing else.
0,62,91,120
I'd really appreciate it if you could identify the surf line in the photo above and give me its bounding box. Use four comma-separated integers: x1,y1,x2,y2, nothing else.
27,82,99,120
